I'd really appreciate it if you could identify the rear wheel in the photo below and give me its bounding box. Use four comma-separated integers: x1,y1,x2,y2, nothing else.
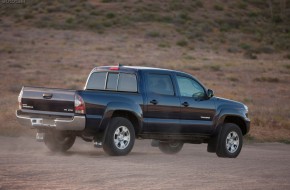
43,131,76,152
158,141,183,154
216,123,243,158
103,117,135,156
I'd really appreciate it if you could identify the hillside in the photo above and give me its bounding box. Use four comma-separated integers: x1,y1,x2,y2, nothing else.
1,0,290,54
0,0,290,142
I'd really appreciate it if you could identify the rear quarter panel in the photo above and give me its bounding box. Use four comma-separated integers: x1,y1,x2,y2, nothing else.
79,90,144,134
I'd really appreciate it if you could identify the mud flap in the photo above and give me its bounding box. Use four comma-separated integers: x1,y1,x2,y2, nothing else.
207,124,222,153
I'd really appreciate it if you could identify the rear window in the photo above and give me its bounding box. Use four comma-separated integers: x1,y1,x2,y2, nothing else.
86,72,106,90
106,73,118,90
86,72,137,92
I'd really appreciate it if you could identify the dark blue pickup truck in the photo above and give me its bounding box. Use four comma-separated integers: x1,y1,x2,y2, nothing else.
16,65,250,158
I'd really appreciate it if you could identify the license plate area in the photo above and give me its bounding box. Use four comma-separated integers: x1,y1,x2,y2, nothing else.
31,118,56,127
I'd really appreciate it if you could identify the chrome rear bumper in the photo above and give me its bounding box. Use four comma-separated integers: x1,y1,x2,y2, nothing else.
16,110,85,131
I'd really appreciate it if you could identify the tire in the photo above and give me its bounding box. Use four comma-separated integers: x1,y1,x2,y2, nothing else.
158,141,183,154
103,117,135,156
43,131,76,152
216,123,243,158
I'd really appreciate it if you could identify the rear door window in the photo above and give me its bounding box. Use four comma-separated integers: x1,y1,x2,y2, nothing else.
147,74,175,96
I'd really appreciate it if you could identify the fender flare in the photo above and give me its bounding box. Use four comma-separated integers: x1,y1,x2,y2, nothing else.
95,101,143,142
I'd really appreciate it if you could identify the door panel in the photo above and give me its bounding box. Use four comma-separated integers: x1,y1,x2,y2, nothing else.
179,97,216,134
176,75,216,134
143,73,181,133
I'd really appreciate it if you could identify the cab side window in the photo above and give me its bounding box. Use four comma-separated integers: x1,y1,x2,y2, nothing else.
147,74,175,96
176,76,205,99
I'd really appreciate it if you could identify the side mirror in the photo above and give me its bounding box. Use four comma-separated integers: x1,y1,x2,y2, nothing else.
207,89,214,98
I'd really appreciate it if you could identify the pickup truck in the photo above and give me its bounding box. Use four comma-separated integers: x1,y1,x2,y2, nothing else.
16,65,250,158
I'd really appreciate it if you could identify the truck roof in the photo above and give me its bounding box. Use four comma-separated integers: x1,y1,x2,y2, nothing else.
92,65,186,75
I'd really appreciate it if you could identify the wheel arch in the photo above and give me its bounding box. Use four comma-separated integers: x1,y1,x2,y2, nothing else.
98,102,143,137
220,115,247,135
111,110,141,135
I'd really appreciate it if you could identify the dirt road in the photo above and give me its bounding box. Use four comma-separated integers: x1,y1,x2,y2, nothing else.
1,137,290,190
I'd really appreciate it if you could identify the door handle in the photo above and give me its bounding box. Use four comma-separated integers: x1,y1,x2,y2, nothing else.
181,102,189,107
150,99,158,105
43,93,53,99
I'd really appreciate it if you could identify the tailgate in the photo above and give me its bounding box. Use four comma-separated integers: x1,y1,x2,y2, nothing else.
21,87,75,114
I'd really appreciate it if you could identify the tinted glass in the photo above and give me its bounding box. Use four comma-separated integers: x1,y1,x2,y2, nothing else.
118,73,137,92
106,73,118,90
147,74,174,96
176,76,205,98
86,72,106,90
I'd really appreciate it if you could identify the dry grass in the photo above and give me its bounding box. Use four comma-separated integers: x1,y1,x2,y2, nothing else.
0,0,290,142
0,26,290,142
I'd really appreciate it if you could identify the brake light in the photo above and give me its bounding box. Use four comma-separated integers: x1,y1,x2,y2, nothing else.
110,66,119,70
75,94,86,114
18,87,23,109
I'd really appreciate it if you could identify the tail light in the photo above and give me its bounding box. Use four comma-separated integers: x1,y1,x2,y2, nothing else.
18,87,23,109
75,94,86,114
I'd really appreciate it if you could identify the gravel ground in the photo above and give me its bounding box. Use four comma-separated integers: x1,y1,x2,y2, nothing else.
1,136,290,190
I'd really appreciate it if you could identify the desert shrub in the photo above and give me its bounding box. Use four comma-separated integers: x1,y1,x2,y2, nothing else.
216,18,241,32
244,51,257,59
179,13,190,20
183,55,195,60
247,0,268,8
86,20,104,31
237,2,248,9
284,54,290,60
227,77,239,82
283,64,290,69
106,12,116,19
207,65,221,71
248,11,258,18
256,46,275,54
176,40,188,47
146,31,161,38
23,13,34,19
213,4,224,11
194,1,203,8
90,10,101,16
65,17,74,24
9,64,24,68
272,15,283,24
158,42,170,48
254,77,279,83
0,46,14,54
185,65,200,70
243,98,253,103
239,43,251,50
227,47,240,53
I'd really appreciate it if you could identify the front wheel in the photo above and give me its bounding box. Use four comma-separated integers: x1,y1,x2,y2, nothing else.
158,141,183,154
216,123,243,158
103,117,135,156
43,131,76,152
